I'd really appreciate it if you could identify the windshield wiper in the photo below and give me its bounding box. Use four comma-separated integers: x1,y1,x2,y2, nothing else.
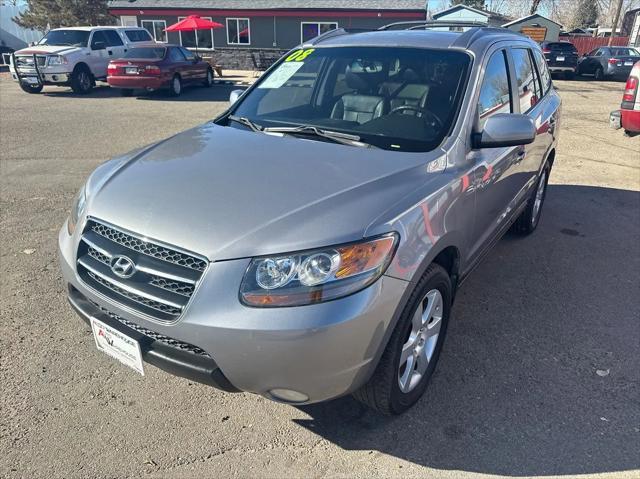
263,125,377,148
228,115,263,132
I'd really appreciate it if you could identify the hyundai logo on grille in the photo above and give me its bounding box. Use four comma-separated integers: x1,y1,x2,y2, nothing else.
110,255,136,279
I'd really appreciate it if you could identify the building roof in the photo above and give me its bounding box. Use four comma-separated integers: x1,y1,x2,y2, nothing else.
108,0,426,10
431,4,511,24
432,4,489,19
502,13,563,29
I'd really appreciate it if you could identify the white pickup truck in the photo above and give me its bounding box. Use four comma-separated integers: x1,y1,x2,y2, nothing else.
9,26,156,94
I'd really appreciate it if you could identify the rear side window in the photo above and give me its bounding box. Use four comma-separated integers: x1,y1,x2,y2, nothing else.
125,29,153,42
612,48,640,56
511,48,539,113
532,49,551,95
477,49,511,128
103,30,124,47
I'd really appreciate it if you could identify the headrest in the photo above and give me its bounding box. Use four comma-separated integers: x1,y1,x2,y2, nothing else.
402,68,420,82
345,69,372,92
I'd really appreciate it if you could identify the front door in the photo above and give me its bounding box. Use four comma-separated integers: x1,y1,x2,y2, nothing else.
466,47,526,265
87,30,110,79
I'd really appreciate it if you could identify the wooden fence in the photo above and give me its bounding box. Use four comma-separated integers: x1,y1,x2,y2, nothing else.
565,36,630,55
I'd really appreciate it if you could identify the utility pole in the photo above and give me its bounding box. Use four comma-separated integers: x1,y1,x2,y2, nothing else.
608,0,624,46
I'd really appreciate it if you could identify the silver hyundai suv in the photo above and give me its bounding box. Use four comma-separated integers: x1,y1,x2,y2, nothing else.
58,23,561,415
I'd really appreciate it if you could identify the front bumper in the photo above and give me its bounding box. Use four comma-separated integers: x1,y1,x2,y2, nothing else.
59,223,409,403
548,65,576,72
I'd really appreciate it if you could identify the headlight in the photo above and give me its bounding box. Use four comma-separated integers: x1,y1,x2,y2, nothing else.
47,55,67,66
240,233,399,307
66,185,87,235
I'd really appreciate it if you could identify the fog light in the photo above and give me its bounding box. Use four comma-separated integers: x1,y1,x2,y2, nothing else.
269,388,309,403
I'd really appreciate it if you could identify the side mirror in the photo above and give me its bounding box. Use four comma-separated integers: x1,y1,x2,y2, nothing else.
473,113,536,149
92,41,106,50
229,89,244,105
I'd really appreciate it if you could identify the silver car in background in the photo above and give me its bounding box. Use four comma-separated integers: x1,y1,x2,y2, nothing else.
58,23,561,415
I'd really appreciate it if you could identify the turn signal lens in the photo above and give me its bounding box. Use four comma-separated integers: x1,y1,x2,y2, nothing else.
240,233,399,307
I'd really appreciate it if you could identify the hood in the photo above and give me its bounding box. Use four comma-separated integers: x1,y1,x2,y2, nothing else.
87,123,441,260
15,45,81,56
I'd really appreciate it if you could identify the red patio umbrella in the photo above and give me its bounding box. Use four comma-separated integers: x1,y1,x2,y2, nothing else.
165,15,224,54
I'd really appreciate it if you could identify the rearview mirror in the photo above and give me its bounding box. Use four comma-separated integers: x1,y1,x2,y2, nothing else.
229,89,243,105
473,113,536,149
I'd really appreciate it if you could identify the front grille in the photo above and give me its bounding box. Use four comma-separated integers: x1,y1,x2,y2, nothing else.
90,299,210,357
15,55,46,68
76,219,207,322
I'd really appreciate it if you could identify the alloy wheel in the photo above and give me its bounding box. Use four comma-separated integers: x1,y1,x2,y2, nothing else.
398,289,443,393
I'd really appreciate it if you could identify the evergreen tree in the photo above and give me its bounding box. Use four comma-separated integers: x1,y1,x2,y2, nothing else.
570,0,599,29
14,0,115,31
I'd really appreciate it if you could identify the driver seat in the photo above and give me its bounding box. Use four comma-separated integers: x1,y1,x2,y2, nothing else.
331,70,387,124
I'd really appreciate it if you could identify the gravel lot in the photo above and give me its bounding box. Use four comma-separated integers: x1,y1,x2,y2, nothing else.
1,75,639,479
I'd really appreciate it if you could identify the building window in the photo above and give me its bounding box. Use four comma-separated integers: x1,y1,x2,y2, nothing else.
177,16,214,50
301,22,337,43
226,18,250,45
120,15,138,27
141,20,167,43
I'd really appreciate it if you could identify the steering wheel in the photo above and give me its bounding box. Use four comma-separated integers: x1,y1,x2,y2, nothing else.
389,105,443,129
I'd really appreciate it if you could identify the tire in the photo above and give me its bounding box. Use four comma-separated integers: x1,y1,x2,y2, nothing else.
170,74,182,96
19,81,43,94
353,263,452,415
512,162,551,235
594,67,604,81
70,65,93,94
120,89,134,97
203,68,213,87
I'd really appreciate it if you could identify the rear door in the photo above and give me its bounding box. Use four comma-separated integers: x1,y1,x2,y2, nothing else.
167,46,188,78
103,30,127,61
179,47,200,82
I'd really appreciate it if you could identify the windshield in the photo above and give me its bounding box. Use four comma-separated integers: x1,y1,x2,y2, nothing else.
228,47,470,152
38,30,90,47
124,47,166,59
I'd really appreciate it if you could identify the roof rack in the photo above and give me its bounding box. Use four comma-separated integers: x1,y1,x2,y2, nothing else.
378,20,490,31
304,27,369,46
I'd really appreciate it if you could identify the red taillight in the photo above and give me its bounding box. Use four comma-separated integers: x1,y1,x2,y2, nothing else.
623,76,638,103
542,48,550,54
144,65,161,75
608,58,619,65
107,63,117,71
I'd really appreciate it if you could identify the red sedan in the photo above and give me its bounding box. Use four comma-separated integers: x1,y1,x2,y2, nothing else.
107,45,213,96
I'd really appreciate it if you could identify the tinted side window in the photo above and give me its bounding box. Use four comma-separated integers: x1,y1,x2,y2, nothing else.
511,48,539,113
594,49,606,57
528,50,542,101
169,47,185,62
104,30,124,47
180,47,195,61
90,31,107,49
125,29,153,42
477,50,511,128
532,49,551,95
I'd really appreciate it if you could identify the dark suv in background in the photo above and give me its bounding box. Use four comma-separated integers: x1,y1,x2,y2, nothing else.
541,41,579,79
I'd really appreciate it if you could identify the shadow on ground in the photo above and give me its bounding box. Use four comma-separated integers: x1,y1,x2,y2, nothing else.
294,184,640,477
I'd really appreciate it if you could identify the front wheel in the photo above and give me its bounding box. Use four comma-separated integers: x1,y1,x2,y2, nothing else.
70,66,93,94
19,81,43,94
512,162,550,235
353,263,452,415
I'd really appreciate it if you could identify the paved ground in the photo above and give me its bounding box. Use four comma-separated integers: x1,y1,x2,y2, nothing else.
1,75,639,479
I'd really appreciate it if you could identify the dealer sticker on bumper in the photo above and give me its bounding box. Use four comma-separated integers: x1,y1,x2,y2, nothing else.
91,317,144,375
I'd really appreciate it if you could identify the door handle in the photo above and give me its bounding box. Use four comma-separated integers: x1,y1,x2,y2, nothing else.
108,50,113,55
514,148,526,164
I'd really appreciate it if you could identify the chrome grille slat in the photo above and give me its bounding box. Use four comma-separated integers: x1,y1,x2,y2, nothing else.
76,219,207,322
88,271,182,316
90,222,207,272
89,300,210,357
